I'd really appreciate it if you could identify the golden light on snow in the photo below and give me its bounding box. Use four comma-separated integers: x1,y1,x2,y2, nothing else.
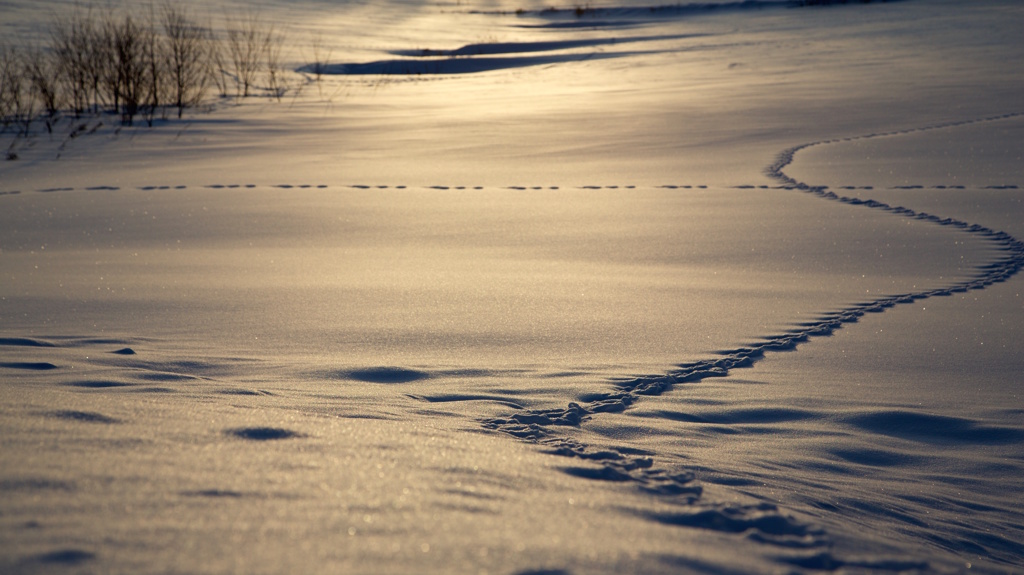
2,0,1024,572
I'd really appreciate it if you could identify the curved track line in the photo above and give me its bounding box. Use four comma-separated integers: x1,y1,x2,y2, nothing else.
477,113,1024,565
767,112,1024,189
484,112,1024,449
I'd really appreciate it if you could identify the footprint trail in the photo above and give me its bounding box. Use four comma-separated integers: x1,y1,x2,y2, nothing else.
479,113,1024,568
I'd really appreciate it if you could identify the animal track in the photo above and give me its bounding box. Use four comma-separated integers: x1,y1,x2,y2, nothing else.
478,112,1024,566
484,112,1024,448
3,182,1020,196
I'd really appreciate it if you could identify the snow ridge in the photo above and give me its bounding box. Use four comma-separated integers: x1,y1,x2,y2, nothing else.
473,0,906,18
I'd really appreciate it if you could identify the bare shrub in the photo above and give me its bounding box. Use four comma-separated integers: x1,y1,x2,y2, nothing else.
22,45,63,131
207,34,230,98
49,6,101,116
1,44,25,132
0,45,37,137
161,3,212,117
309,32,333,97
224,12,270,97
83,15,110,112
142,7,165,126
110,14,150,125
265,26,287,101
3,5,293,141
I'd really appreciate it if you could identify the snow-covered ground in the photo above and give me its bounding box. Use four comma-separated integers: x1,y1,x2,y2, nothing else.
2,0,1022,573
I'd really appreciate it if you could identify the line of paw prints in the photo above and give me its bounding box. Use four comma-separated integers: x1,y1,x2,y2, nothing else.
1,183,1019,196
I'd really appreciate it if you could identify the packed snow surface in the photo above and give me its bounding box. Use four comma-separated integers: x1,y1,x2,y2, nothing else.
1,0,1023,573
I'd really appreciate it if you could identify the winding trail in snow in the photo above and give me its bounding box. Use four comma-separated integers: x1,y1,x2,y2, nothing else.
483,112,1024,446
478,112,1024,566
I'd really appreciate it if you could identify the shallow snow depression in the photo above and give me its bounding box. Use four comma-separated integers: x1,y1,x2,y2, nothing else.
1,0,1023,573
